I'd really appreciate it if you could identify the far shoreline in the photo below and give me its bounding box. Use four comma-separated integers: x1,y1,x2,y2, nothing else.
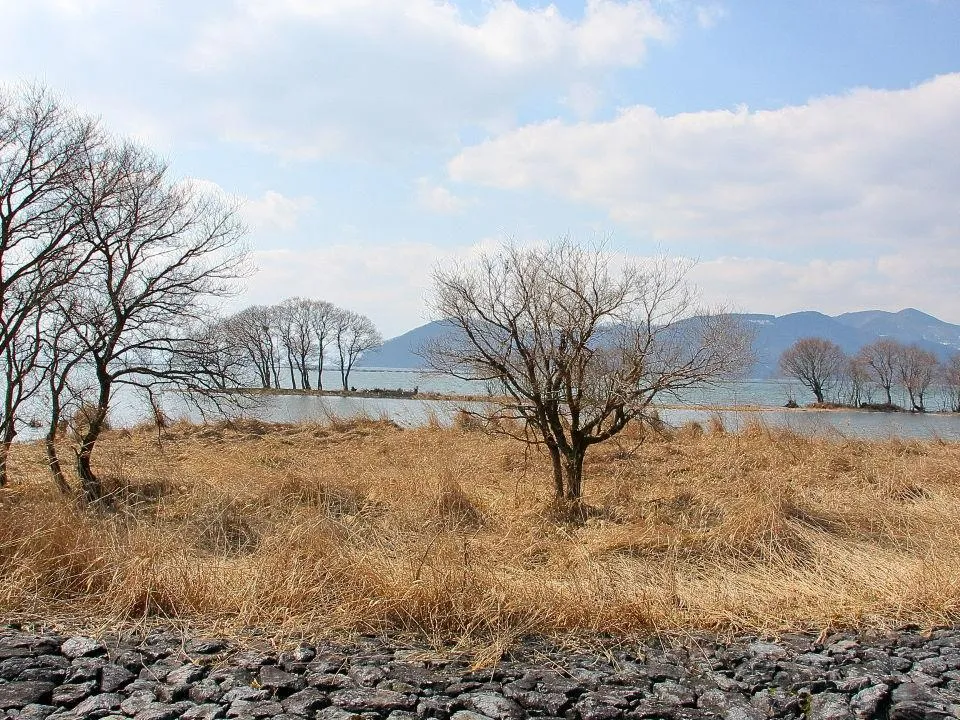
231,386,959,416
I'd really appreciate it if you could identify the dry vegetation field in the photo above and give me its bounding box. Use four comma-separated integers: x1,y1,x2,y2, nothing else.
2,414,960,651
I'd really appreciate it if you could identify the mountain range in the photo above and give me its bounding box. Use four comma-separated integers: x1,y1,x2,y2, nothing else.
359,308,960,378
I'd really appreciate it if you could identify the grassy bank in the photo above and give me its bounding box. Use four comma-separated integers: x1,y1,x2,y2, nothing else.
1,417,959,649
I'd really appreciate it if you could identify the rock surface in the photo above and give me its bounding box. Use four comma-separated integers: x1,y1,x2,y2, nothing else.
2,626,960,719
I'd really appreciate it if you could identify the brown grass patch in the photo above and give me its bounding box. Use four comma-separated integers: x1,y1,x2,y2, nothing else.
2,416,960,647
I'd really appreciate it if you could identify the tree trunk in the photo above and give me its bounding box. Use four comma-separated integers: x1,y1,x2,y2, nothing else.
884,386,892,405
45,431,71,495
76,404,108,504
0,429,14,488
316,356,324,391
286,350,297,390
547,443,564,499
813,384,825,403
563,446,586,503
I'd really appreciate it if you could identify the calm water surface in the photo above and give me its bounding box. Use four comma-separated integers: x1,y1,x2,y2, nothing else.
96,369,960,441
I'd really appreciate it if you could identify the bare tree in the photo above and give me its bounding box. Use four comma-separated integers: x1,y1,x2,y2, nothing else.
224,305,282,388
426,242,752,510
897,344,938,412
64,140,247,502
855,339,904,406
277,297,317,390
942,352,960,413
0,86,96,485
779,337,846,404
843,355,872,408
309,299,337,390
333,308,382,391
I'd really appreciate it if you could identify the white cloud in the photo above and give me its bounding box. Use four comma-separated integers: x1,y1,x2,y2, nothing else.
415,178,468,215
241,191,316,234
449,74,960,254
244,240,494,336
696,4,727,29
178,0,670,160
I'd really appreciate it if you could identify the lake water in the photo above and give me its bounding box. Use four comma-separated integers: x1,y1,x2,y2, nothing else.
104,368,960,441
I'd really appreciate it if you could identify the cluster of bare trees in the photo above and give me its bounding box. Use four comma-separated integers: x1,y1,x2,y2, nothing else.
779,336,960,412
218,299,382,392
0,86,248,501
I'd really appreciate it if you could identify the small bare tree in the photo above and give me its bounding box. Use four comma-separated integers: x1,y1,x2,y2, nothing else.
843,355,872,408
855,339,904,406
309,300,337,390
224,305,282,388
897,344,938,412
332,309,382,391
942,352,960,413
779,337,846,404
426,241,752,510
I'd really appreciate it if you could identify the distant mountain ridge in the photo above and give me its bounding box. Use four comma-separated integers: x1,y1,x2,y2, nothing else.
359,309,960,378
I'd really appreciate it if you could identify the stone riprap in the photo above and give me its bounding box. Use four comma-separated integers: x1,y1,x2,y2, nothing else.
1,627,959,720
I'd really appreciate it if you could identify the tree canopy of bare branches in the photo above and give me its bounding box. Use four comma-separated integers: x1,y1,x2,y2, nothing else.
333,309,383,391
779,337,846,404
856,339,902,406
943,353,960,414
897,344,938,412
426,241,753,509
0,87,97,485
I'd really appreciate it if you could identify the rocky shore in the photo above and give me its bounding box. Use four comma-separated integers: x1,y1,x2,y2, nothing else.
2,626,959,720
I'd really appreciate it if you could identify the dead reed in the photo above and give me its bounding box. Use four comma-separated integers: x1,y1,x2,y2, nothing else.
2,416,959,648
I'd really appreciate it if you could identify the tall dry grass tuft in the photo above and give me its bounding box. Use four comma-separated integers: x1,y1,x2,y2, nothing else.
2,415,960,647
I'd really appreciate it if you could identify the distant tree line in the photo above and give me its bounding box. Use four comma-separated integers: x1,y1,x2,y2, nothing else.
215,299,382,392
779,337,960,412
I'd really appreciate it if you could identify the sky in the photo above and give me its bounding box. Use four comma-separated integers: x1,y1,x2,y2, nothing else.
3,0,959,337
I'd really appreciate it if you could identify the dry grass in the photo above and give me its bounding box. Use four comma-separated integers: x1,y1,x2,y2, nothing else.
2,416,960,649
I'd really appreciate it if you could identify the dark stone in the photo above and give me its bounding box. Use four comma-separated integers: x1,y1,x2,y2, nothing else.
133,701,184,720
226,699,285,717
71,692,123,717
60,637,105,660
417,695,457,719
807,692,853,720
349,666,387,687
221,686,270,703
182,703,226,720
66,656,104,683
308,673,357,690
121,691,159,715
282,687,329,715
0,682,55,710
185,640,229,655
331,688,416,713
167,664,207,686
50,681,96,707
100,663,136,692
850,684,890,719
259,664,306,692
189,679,225,704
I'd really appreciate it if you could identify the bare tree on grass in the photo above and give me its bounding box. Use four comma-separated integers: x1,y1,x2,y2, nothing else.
779,337,846,404
0,87,96,485
943,353,960,413
225,305,282,388
897,344,938,412
426,242,752,512
856,339,904,406
333,309,382,391
310,300,337,390
65,141,246,502
843,356,872,408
